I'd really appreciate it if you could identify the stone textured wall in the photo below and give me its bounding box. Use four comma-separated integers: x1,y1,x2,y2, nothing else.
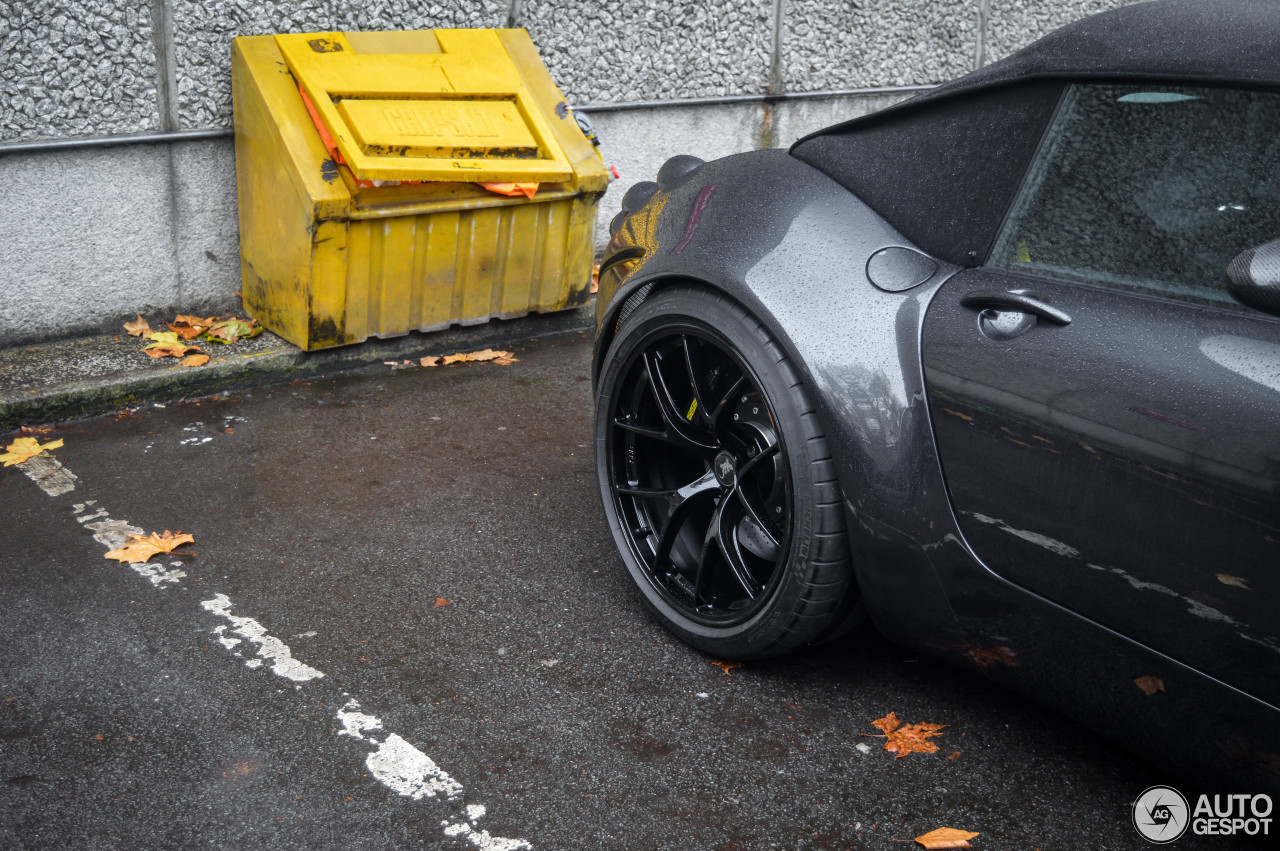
783,0,977,91
171,0,507,129
519,0,774,103
0,0,1144,346
0,0,161,140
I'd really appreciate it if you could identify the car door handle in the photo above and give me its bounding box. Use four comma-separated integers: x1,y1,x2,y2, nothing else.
960,290,1072,326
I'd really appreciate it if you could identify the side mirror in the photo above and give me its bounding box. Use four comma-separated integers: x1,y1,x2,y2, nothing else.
1227,239,1280,317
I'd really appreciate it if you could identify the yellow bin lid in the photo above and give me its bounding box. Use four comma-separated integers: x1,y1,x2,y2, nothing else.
276,29,575,184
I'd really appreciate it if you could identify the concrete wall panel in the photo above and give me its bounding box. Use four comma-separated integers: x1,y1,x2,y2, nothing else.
770,92,914,148
520,0,773,104
172,137,241,316
0,0,160,141
783,0,977,92
984,0,1140,65
0,146,179,347
170,0,507,130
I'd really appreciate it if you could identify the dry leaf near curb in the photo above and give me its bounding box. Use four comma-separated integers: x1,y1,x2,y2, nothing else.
205,318,261,344
168,314,216,340
105,531,194,564
912,827,980,849
181,354,210,367
867,712,948,757
123,314,152,336
434,597,451,608
1134,675,1165,695
1216,573,1250,589
145,342,204,359
712,660,741,676
2,437,64,466
144,331,203,359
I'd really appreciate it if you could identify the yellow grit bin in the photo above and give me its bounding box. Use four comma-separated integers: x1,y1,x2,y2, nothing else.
232,29,608,351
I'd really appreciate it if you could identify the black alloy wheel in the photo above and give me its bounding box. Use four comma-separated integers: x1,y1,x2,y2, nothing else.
594,287,855,659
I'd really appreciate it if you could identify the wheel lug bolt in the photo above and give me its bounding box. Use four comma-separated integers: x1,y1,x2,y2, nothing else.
733,413,739,421
775,506,782,513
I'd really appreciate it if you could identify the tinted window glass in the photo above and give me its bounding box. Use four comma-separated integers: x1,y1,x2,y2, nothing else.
991,84,1280,305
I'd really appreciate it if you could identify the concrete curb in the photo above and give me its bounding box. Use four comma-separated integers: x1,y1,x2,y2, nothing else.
0,305,595,432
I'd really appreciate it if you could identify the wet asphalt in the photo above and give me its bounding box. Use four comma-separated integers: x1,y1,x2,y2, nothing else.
0,329,1260,850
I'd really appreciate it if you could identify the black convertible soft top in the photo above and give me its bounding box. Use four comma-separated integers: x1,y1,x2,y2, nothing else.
795,0,1280,145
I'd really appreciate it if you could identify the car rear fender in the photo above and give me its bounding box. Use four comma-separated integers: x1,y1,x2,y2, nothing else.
595,150,969,646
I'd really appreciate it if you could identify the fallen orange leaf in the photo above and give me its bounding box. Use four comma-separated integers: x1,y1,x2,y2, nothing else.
2,437,64,466
420,356,440,367
712,660,741,676
492,356,519,365
105,531,194,564
867,712,948,758
123,314,152,336
169,314,218,339
948,750,963,760
434,597,451,608
19,425,54,435
145,343,203,358
437,349,517,366
1134,675,1165,695
181,354,210,367
913,827,980,849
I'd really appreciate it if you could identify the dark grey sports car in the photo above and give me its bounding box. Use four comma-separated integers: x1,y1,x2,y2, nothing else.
592,0,1280,791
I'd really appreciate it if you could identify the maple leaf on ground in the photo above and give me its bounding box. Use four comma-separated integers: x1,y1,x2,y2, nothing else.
438,349,517,366
123,314,152,337
912,827,980,849
2,437,65,466
181,354,210,367
712,660,742,676
19,425,53,435
1134,675,1165,695
434,597,452,608
420,356,440,367
205,318,261,344
144,331,203,359
105,531,195,564
170,314,219,338
146,342,203,359
867,712,948,757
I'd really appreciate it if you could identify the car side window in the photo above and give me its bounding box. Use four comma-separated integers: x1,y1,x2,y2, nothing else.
990,83,1280,307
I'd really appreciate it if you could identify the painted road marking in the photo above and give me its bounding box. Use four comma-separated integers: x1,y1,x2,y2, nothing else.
19,453,77,496
7,460,534,850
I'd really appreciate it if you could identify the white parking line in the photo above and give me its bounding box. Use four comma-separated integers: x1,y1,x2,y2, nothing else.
11,457,533,850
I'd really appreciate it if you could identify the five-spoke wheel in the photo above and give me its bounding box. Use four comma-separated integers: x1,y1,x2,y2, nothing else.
594,287,855,658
